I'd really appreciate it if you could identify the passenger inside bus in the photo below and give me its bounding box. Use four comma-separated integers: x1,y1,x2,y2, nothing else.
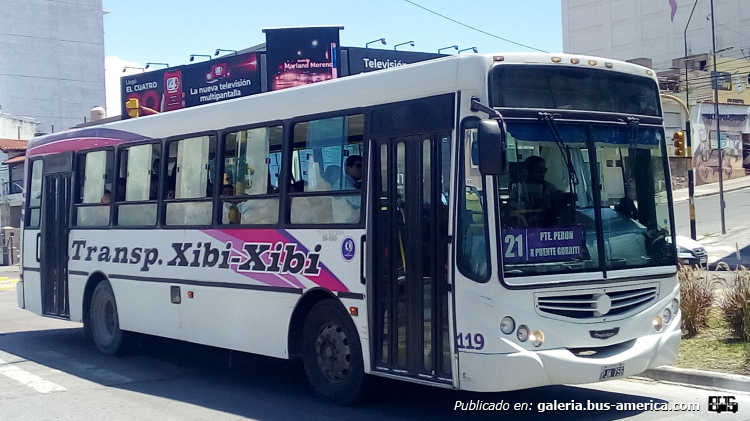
332,155,362,193
331,155,362,223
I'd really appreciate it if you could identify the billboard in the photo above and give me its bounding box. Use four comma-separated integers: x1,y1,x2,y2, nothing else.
264,27,341,91
346,48,446,75
120,52,260,119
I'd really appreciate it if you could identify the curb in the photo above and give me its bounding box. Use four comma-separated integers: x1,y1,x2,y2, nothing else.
638,366,750,393
673,183,750,203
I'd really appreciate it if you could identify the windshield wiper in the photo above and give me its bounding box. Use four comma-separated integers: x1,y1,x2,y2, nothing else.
538,112,579,189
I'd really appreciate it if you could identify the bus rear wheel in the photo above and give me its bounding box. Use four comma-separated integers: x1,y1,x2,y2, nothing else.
302,300,366,405
89,280,131,356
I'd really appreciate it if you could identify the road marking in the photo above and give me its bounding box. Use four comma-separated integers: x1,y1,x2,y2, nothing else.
0,358,66,393
0,279,18,284
0,285,14,291
34,350,133,384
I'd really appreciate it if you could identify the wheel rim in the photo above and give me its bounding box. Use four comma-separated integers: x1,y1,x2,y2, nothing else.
94,295,116,343
315,322,351,383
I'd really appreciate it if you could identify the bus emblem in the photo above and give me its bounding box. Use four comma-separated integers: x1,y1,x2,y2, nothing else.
342,237,355,261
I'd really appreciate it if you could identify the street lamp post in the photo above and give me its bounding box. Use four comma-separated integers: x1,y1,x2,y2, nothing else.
366,38,386,48
683,0,699,240
394,41,414,50
710,0,727,234
215,49,238,56
189,54,212,62
145,63,169,69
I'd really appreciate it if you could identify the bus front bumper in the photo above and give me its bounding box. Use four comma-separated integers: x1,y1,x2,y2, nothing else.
457,322,680,392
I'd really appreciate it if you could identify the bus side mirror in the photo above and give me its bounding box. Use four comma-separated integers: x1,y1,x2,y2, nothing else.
477,119,508,175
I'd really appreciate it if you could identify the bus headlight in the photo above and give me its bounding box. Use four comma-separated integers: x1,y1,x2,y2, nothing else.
500,316,515,334
517,325,530,342
530,330,544,347
652,316,664,331
662,308,672,325
670,299,679,317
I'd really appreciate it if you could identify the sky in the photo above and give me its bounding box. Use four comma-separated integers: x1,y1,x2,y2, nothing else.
102,0,563,115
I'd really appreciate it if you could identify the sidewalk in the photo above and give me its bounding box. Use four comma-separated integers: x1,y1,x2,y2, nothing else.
672,174,750,203
637,367,750,393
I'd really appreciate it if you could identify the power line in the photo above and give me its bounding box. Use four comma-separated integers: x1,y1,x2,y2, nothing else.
402,0,548,53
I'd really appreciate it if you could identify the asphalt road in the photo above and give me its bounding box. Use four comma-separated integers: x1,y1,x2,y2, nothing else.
1,275,749,421
673,186,750,267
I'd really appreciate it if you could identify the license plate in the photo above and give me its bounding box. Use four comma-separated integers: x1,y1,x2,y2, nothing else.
599,364,625,381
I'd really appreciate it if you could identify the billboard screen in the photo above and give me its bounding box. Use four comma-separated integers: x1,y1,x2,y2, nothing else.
120,52,260,119
264,27,341,91
346,48,445,75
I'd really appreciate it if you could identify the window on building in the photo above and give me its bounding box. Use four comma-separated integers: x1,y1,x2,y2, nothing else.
289,114,364,224
74,149,114,227
116,142,161,226
165,135,216,226
220,126,282,225
8,163,23,194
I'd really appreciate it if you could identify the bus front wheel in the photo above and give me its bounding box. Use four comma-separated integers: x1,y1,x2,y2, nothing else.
89,280,131,356
302,300,366,405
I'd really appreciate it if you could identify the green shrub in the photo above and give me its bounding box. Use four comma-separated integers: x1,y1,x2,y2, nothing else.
678,265,714,337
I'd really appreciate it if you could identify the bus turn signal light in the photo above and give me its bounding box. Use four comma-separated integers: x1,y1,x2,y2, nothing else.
672,131,686,157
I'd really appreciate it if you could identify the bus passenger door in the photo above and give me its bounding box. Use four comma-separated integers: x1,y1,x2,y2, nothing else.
40,158,73,318
370,134,452,382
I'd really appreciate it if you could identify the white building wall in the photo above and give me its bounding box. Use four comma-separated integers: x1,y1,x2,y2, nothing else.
0,0,105,133
562,0,750,71
0,114,38,140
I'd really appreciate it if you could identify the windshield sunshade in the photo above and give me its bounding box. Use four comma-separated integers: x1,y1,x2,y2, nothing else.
489,65,661,117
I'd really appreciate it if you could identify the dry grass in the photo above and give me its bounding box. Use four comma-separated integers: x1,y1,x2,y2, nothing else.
678,265,714,337
675,307,750,375
714,264,750,341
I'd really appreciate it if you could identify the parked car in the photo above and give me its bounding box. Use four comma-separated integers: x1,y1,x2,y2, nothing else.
675,235,708,268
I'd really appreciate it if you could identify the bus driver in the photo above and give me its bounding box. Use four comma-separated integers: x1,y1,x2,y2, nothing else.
509,156,563,227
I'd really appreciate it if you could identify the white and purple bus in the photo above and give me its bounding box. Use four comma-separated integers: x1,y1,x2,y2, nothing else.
19,53,680,404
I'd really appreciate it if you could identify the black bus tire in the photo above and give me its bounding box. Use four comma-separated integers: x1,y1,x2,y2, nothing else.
90,280,131,356
302,300,367,405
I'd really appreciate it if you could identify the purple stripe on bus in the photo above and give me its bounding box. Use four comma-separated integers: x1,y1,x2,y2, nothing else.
27,128,150,150
27,137,127,156
203,228,349,292
206,229,298,289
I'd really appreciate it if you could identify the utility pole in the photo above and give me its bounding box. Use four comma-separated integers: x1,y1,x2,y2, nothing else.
710,0,727,234
683,0,700,240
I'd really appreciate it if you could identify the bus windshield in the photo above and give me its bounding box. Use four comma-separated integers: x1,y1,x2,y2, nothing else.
489,64,661,117
497,121,674,278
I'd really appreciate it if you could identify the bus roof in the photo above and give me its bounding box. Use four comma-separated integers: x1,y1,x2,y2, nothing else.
27,53,658,154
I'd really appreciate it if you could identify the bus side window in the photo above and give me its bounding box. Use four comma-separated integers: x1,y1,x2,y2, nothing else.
220,126,281,226
165,135,216,226
74,149,114,227
26,159,44,228
456,127,489,281
289,114,364,225
117,143,161,227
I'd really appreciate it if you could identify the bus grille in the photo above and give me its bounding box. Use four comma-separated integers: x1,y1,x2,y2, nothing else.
535,285,658,320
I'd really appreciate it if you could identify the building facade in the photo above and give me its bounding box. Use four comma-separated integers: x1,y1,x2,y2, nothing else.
0,0,105,133
562,0,750,186
562,0,749,72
